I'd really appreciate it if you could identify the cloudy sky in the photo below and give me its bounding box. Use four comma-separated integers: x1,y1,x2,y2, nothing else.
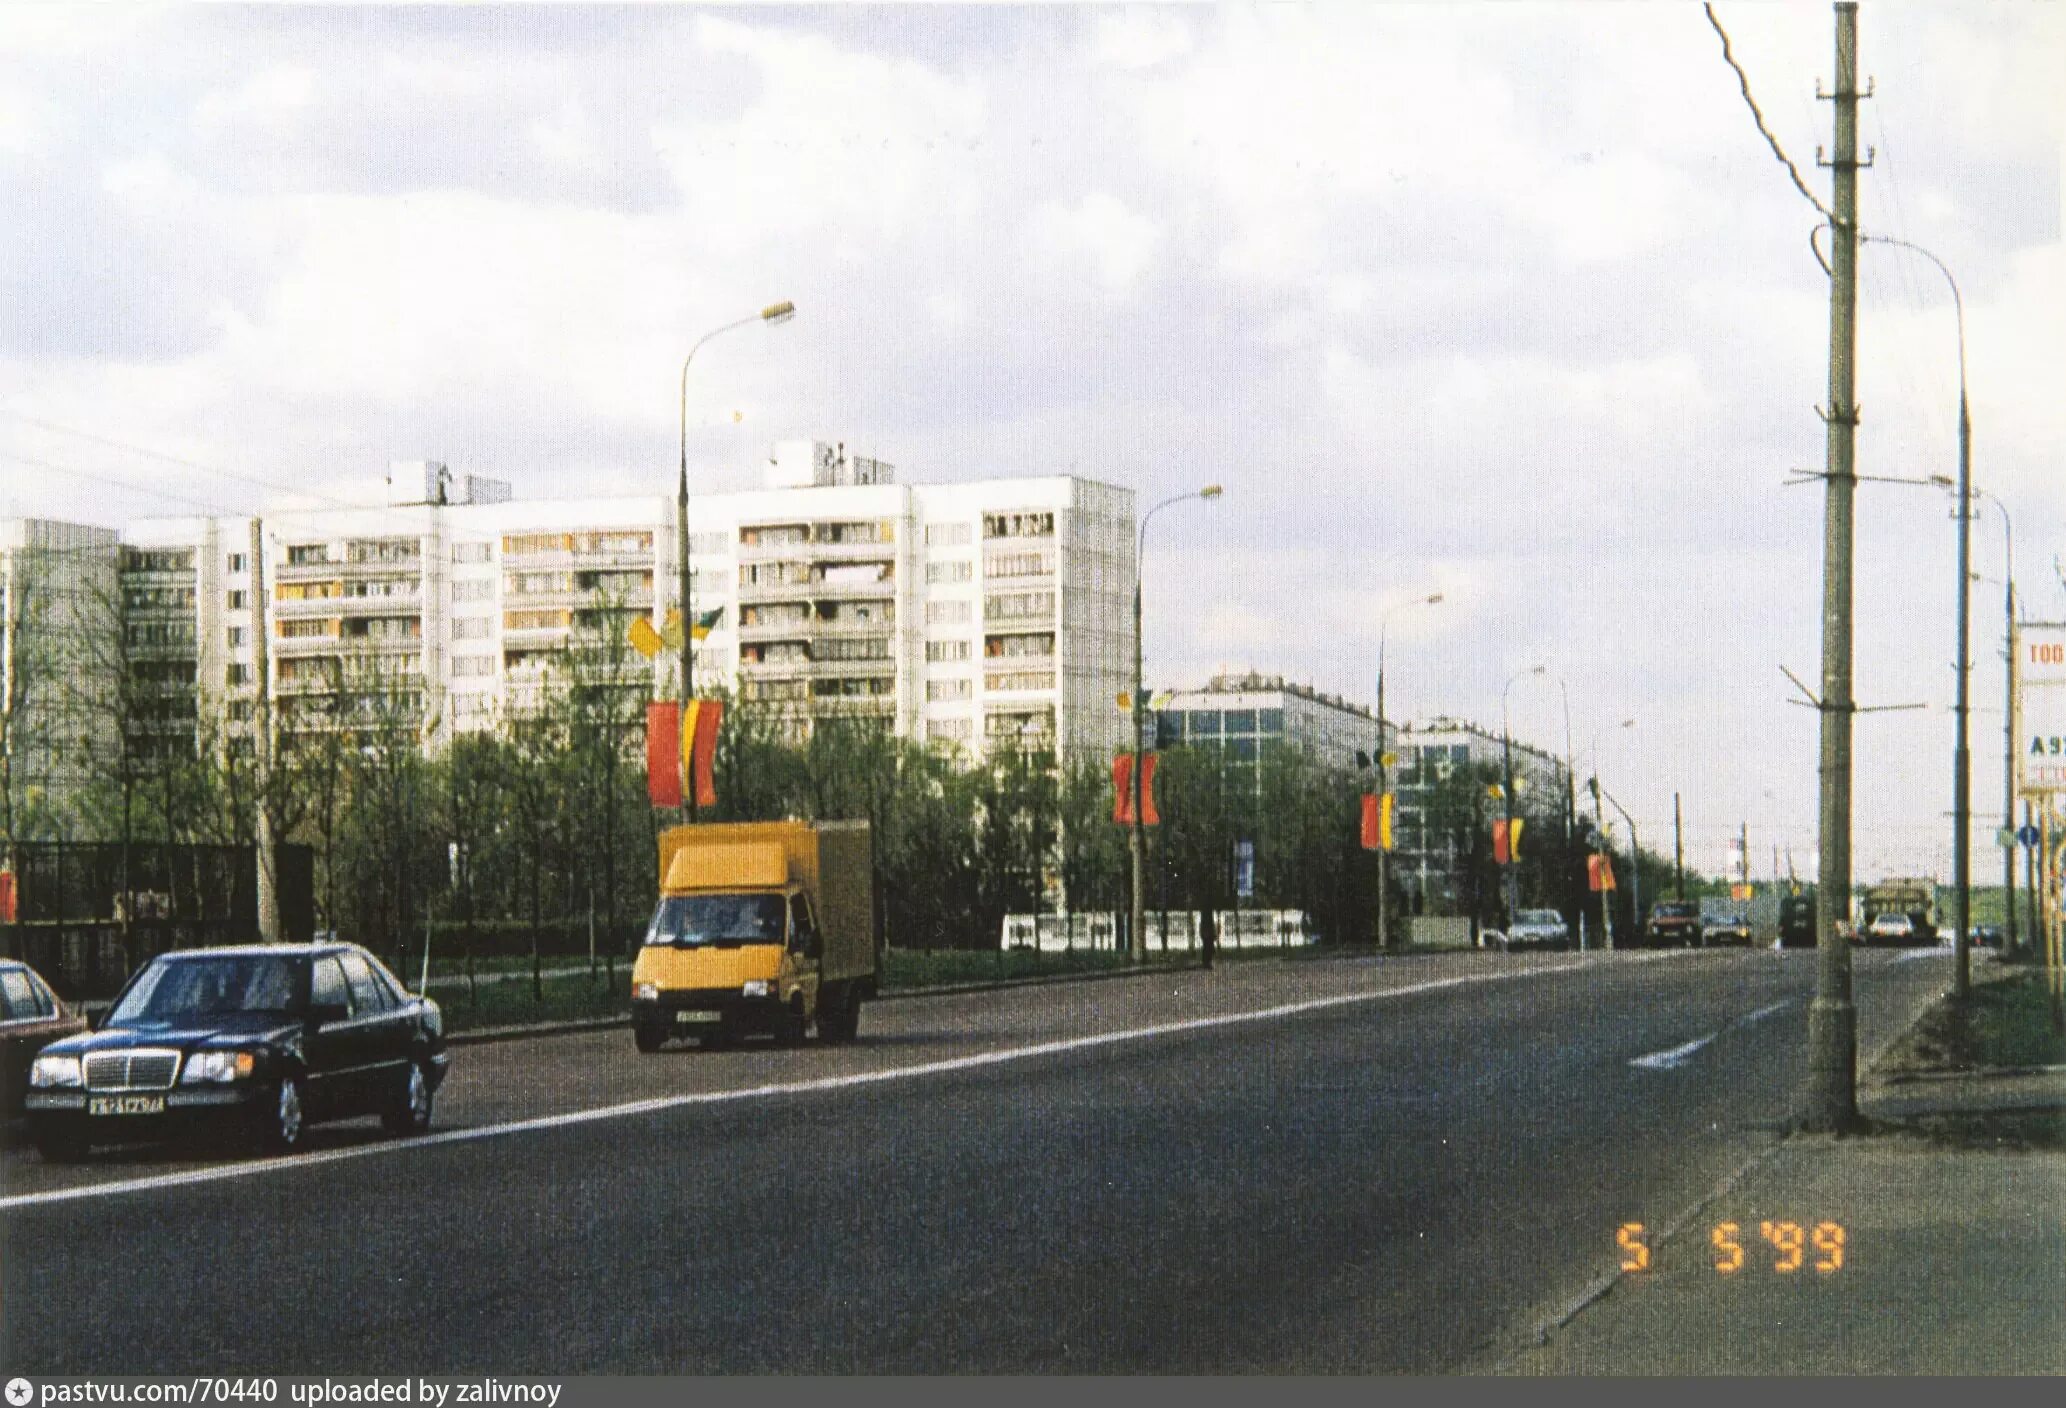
3,1,2062,883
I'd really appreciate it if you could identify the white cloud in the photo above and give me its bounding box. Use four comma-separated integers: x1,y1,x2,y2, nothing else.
1032,192,1160,292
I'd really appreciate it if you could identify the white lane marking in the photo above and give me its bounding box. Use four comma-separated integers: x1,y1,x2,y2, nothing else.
2,952,1691,1212
1739,999,1793,1026
1628,1035,1714,1070
1895,949,1946,964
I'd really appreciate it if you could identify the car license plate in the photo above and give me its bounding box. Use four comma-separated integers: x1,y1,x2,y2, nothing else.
674,1011,720,1025
89,1095,166,1116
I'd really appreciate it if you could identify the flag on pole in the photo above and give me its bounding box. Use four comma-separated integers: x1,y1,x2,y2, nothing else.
1379,793,1395,851
1492,818,1511,865
645,702,682,808
1360,794,1379,850
681,698,724,809
1510,816,1524,861
627,616,663,660
691,605,723,640
1112,753,1161,825
1589,853,1617,892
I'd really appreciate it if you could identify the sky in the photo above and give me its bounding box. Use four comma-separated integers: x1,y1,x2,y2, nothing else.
2,1,2062,885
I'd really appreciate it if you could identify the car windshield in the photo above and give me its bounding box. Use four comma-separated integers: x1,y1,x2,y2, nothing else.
644,894,787,947
1519,911,1561,925
1655,904,1696,918
109,954,305,1024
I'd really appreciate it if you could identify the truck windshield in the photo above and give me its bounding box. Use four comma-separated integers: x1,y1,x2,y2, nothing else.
645,894,787,947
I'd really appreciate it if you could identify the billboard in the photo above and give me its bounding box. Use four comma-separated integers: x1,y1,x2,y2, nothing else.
2017,623,2066,793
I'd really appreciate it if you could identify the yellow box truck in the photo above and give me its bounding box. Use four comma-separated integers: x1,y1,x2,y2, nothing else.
630,820,877,1052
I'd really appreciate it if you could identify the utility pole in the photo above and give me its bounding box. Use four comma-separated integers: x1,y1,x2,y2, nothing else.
1952,330,1974,1000
2006,596,2020,953
1589,776,1613,950
1674,791,1685,900
249,518,279,942
1807,0,1868,1132
1740,820,1751,889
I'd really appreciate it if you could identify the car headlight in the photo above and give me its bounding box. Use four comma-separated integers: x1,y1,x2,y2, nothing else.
741,980,771,998
179,1050,257,1084
30,1053,82,1089
634,982,658,1002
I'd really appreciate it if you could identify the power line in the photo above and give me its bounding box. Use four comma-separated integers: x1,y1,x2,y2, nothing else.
1702,3,1836,226
0,451,239,515
1,412,359,511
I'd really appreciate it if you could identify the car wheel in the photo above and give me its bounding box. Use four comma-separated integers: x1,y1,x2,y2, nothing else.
34,1127,87,1163
256,1074,305,1154
382,1060,434,1137
633,1021,668,1054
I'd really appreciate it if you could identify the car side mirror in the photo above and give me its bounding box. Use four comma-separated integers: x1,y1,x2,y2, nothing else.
308,1000,349,1026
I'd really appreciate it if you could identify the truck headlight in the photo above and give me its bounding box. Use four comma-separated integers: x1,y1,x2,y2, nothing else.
741,980,771,998
180,1050,256,1084
30,1053,82,1089
634,982,658,1002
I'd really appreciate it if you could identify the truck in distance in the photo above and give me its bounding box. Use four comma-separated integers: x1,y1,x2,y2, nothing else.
1859,876,1938,946
631,820,878,1052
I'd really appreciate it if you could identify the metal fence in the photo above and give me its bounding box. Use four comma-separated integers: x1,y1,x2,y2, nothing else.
1,841,313,998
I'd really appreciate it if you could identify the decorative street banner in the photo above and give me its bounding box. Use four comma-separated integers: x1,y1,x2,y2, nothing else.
683,698,725,809
1588,853,1617,892
645,701,682,808
1112,752,1161,826
2019,623,2066,793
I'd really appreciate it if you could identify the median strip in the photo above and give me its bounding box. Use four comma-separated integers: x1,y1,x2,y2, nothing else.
0,951,1688,1213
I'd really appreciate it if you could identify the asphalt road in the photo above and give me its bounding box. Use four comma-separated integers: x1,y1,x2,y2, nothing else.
1,947,1950,1373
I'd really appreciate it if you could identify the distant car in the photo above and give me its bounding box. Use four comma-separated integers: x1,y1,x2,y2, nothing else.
1644,901,1701,948
0,959,89,1114
1777,893,1818,949
1701,912,1755,946
1968,924,2004,949
1863,912,1917,945
25,943,447,1162
1502,909,1571,952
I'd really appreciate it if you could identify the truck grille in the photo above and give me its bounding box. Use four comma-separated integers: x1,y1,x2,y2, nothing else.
84,1049,182,1091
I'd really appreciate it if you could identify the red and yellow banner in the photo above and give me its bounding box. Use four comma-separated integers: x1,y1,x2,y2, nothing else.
1359,793,1396,852
1112,752,1161,826
683,698,725,809
1588,853,1617,892
645,702,682,808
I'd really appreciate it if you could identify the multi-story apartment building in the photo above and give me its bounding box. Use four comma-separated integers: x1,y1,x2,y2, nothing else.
1390,716,1570,913
1,518,121,836
1153,672,1383,789
41,444,1135,769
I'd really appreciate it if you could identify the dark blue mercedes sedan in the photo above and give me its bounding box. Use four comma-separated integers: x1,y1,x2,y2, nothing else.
25,943,448,1161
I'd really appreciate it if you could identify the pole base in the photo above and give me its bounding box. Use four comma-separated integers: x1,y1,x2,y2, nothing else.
1801,997,1861,1133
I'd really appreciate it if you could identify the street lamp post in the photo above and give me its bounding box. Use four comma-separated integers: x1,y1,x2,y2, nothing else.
1865,233,1972,998
1500,665,1547,930
1130,486,1223,964
676,301,795,821
1600,784,1640,951
1589,720,1636,950
1973,490,2018,955
1377,593,1444,950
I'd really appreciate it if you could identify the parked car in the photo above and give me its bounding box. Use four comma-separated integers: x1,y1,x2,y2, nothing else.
1701,911,1755,946
1502,909,1571,951
1777,892,1818,949
1968,924,2004,949
1644,901,1702,948
1863,912,1917,945
1,959,89,1114
25,943,447,1162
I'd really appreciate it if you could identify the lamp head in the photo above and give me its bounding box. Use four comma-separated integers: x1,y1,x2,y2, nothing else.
1425,592,1445,605
760,301,797,325
1199,485,1224,500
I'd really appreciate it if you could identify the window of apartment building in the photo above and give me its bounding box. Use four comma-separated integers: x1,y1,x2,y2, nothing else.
927,678,972,703
505,571,568,596
276,581,339,601
928,717,974,742
926,601,971,626
926,639,971,663
452,542,492,564
226,625,248,648
225,552,248,574
450,656,495,678
983,548,1055,579
225,663,251,687
816,521,893,545
1223,709,1258,733
984,708,1054,738
452,579,494,604
286,544,331,566
452,617,491,640
124,585,197,611
347,538,419,565
812,677,892,699
502,533,566,556
741,561,812,588
573,531,653,555
924,522,971,547
983,632,1054,659
124,548,196,573
985,670,1056,693
743,678,809,702
343,616,420,640
226,589,248,610
277,619,334,639
983,590,1055,621
741,603,810,628
926,560,972,584
689,532,730,556
1258,709,1284,734
740,525,808,548
816,637,891,662
982,510,1054,540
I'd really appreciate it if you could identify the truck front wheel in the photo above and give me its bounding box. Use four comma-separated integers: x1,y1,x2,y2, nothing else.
633,1020,668,1054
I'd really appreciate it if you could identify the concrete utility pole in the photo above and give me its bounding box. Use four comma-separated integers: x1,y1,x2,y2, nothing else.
1377,592,1443,950
1807,0,1868,1132
1740,820,1751,889
249,518,279,942
1674,791,1686,900
2006,569,2020,954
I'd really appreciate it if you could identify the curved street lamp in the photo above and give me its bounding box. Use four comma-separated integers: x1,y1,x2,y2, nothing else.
1375,592,1443,949
1130,485,1223,964
675,301,795,818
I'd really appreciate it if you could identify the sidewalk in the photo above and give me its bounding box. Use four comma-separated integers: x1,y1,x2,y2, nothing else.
1499,989,2066,1374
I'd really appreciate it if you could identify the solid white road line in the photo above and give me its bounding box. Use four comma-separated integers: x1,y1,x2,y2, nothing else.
1,950,1690,1213
1628,1036,1715,1070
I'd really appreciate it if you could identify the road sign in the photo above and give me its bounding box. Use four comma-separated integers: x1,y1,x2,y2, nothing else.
2018,824,2041,848
1234,840,1255,900
2018,624,2066,793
